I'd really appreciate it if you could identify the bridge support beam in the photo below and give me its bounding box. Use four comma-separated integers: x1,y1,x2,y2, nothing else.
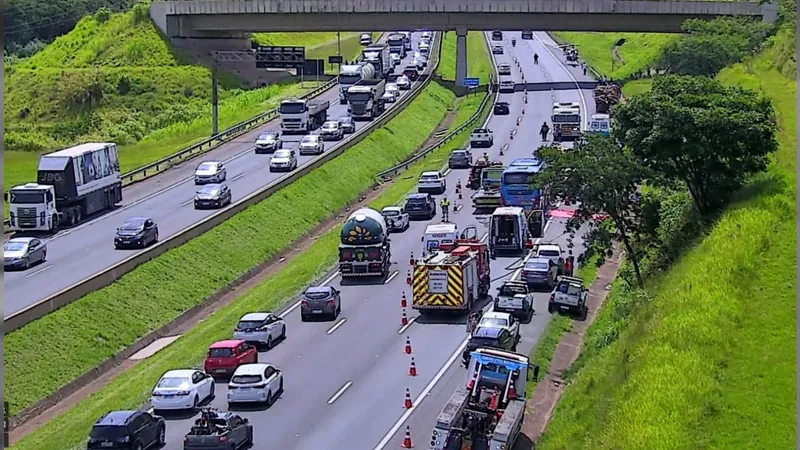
455,28,468,87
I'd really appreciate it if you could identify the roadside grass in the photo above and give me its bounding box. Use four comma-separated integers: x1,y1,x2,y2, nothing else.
551,32,675,79
10,85,495,450
620,79,653,97
536,46,796,450
437,31,494,84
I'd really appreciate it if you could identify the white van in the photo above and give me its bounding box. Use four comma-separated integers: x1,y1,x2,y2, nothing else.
422,223,458,256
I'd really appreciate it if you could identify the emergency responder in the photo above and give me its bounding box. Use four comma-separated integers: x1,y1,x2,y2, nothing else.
467,310,483,334
483,151,489,163
533,53,539,65
554,125,563,142
566,250,576,276
564,254,573,277
540,122,550,141
511,38,516,47
557,255,565,275
440,196,451,222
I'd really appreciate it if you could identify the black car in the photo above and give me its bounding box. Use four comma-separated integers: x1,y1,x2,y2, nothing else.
114,217,159,249
195,183,232,209
493,102,510,115
404,193,437,220
521,30,533,40
338,116,356,134
463,327,516,365
87,410,165,450
491,30,503,41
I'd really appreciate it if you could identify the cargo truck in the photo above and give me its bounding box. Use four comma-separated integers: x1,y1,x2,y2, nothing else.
430,348,533,450
387,33,407,58
338,208,392,278
472,166,505,210
337,62,376,104
279,98,330,134
347,79,386,120
361,44,392,78
6,142,123,232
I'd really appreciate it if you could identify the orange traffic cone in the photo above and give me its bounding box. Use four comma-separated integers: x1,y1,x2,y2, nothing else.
489,391,499,410
409,357,418,376
402,426,414,448
401,292,407,308
409,252,415,266
510,131,514,140
524,95,528,104
404,388,413,408
517,117,521,125
406,269,412,285
466,365,479,390
405,337,413,354
522,107,525,114
499,146,504,156
401,309,409,326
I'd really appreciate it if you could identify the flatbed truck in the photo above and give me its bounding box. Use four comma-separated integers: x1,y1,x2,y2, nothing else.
279,98,330,134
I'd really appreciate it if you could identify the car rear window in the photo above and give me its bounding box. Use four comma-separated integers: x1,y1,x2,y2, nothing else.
304,290,331,300
538,249,560,257
231,375,263,384
237,320,263,329
157,377,189,388
208,348,234,358
420,175,439,181
526,262,549,271
470,337,500,348
90,425,128,440
407,197,426,204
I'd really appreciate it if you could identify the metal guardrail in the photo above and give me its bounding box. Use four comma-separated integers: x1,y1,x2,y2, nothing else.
4,32,442,335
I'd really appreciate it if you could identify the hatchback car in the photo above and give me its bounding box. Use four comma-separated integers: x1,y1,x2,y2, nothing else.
254,131,282,153
491,30,503,41
298,135,324,155
194,161,227,185
194,183,232,209
381,206,410,232
396,75,411,90
338,116,356,134
300,285,342,321
319,121,344,141
114,217,158,249
499,79,515,93
403,65,420,80
448,149,473,169
269,149,298,172
417,170,446,194
87,410,165,450
151,369,215,412
493,101,510,115
521,30,533,40
522,256,558,288
204,340,258,378
492,45,504,55
4,237,46,270
477,311,520,341
497,64,511,75
404,193,437,220
233,312,287,349
227,363,284,407
463,327,515,365
359,33,373,46
383,83,399,103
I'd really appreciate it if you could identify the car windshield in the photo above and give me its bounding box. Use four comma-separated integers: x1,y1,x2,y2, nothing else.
197,162,217,171
322,122,337,129
198,186,220,196
383,210,400,217
301,136,317,143
387,84,398,91
339,117,352,123
157,377,189,388
90,425,128,440
119,220,144,231
481,317,508,328
398,77,408,83
208,348,234,358
231,375,263,384
4,241,27,251
274,150,291,158
538,249,560,257
258,133,276,141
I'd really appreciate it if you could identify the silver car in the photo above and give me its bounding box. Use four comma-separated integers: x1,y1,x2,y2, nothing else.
194,161,227,185
338,116,356,134
300,286,342,321
233,312,286,349
396,75,411,90
448,149,473,169
497,64,511,75
269,149,298,172
4,237,46,270
194,183,232,209
522,257,558,289
319,121,344,141
255,131,282,154
298,135,324,155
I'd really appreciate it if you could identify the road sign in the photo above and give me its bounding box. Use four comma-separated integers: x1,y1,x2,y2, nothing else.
464,77,480,87
254,45,306,69
328,55,344,64
303,59,325,76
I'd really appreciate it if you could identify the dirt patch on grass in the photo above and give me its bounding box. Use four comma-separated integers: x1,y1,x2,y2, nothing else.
521,248,622,443
422,104,459,149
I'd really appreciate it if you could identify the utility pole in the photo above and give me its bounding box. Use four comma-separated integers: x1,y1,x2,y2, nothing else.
337,31,341,56
211,59,219,136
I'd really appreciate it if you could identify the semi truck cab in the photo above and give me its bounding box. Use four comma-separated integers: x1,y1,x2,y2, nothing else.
7,184,57,231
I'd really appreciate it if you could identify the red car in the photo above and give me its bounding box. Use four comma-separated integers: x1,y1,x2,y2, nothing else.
204,340,258,378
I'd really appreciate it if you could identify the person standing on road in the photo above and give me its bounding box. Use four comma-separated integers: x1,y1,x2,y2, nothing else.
533,53,539,65
440,196,451,222
581,62,588,75
540,122,550,141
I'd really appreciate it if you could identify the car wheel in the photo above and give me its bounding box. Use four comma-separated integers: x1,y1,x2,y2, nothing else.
209,382,215,400
192,395,199,411
154,231,159,243
266,335,273,349
23,258,30,270
265,391,273,407
157,426,166,446
279,377,284,393
134,442,143,450
301,314,308,322
280,325,286,340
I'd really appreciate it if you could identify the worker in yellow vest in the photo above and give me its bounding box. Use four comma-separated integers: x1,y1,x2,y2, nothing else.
440,197,451,222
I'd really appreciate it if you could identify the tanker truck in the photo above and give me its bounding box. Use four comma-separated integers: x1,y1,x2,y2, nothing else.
337,62,376,104
338,207,391,278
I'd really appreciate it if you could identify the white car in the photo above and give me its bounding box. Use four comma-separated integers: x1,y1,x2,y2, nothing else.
227,363,284,406
477,311,520,342
535,243,563,265
499,79,515,93
383,83,400,103
417,170,447,195
396,75,411,90
359,33,373,46
298,134,324,155
151,369,215,412
269,149,298,172
390,53,401,67
194,161,227,185
233,312,287,349
4,237,47,270
381,206,410,232
319,121,344,141
497,64,512,76
254,131,282,154
469,128,494,148
420,31,432,40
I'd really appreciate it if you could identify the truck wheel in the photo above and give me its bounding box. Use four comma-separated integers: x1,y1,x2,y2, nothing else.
548,303,555,314
75,206,83,224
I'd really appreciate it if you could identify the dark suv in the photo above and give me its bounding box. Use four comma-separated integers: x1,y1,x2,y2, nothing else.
462,327,516,365
87,410,165,450
404,193,437,220
300,285,342,321
493,102,510,115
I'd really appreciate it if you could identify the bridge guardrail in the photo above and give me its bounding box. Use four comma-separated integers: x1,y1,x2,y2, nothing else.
4,32,442,335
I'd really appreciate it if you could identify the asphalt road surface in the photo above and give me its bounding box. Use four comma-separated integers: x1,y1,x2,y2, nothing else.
153,31,596,450
3,33,428,318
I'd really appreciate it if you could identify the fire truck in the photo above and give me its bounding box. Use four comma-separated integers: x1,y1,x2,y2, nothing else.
412,227,490,314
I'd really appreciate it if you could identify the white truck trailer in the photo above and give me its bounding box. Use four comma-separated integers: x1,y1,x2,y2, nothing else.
337,63,376,104
278,98,330,134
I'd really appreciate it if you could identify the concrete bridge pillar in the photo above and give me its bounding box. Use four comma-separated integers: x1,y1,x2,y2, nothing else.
760,1,778,23
455,28,468,87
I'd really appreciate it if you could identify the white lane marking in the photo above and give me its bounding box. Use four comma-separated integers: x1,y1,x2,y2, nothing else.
180,199,193,207
327,381,353,405
374,338,469,450
534,32,589,130
385,270,399,284
442,168,452,177
543,219,553,235
25,264,52,278
279,271,340,319
397,316,418,335
326,318,347,335
231,172,245,182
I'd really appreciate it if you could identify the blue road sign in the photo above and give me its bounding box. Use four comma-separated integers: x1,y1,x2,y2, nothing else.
464,77,480,87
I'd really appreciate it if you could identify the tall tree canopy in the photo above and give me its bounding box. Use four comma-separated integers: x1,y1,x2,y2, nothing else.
613,75,777,214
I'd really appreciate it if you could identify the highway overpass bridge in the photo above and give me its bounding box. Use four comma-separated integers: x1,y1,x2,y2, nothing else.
150,0,777,85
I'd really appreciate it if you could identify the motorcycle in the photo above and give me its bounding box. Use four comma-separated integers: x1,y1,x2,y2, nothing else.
511,39,516,47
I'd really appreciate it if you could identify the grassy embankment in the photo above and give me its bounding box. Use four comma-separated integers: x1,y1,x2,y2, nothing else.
535,35,797,450
3,5,372,211
437,31,495,84
9,37,494,450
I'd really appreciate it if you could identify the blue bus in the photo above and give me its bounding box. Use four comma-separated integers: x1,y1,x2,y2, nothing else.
501,159,550,237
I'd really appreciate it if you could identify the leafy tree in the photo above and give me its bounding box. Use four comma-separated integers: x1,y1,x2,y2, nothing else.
613,75,778,214
533,135,649,289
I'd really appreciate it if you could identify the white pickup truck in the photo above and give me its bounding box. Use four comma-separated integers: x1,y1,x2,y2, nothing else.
470,128,494,148
494,280,534,321
548,276,588,317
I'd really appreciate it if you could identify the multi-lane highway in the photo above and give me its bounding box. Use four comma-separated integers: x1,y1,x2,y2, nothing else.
151,30,596,450
3,33,428,318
